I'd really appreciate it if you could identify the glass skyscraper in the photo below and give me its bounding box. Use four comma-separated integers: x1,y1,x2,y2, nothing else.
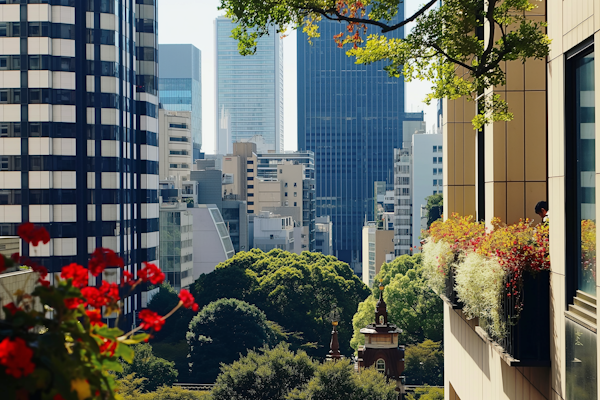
215,16,283,154
297,18,423,272
0,1,159,325
159,44,202,160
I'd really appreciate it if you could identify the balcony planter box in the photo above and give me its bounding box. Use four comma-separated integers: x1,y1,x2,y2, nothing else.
443,266,463,309
486,270,550,365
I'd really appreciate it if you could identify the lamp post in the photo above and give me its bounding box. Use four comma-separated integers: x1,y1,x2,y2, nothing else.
328,305,341,360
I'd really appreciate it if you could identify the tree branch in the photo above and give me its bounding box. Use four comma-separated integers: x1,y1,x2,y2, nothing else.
304,0,437,33
478,0,497,75
430,44,476,72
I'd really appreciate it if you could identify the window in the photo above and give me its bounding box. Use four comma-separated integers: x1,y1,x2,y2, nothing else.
169,123,188,129
433,180,437,186
284,192,288,197
376,359,385,374
294,202,297,206
247,160,253,164
433,157,437,164
247,201,254,205
294,182,297,187
433,145,438,152
247,169,253,173
169,137,188,142
284,182,288,187
0,156,8,170
247,177,253,181
438,157,443,163
294,192,297,197
248,193,254,197
566,45,597,297
248,185,254,189
433,191,438,195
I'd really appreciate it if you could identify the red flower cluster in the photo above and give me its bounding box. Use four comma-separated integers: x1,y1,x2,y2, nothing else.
0,337,35,378
178,289,199,312
64,298,85,310
88,248,124,277
86,310,104,327
3,303,20,316
17,222,50,247
138,263,165,285
61,263,89,288
99,338,118,356
139,309,165,332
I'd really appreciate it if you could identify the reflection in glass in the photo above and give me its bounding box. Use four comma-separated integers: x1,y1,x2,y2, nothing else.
566,319,597,400
576,52,596,295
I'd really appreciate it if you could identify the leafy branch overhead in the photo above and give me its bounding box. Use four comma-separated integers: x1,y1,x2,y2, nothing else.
219,0,550,129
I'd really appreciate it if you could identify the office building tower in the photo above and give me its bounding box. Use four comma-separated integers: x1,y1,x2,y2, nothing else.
0,2,159,325
221,143,316,251
297,18,423,271
215,17,283,154
159,202,194,291
158,109,193,181
393,148,412,256
158,44,202,160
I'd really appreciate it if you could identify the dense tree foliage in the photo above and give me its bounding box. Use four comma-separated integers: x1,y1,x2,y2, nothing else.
351,254,443,349
211,343,316,400
212,344,396,400
425,194,443,228
404,340,444,386
287,359,397,400
406,386,445,400
147,284,196,380
218,0,550,129
118,344,178,392
192,249,371,357
117,373,210,400
187,298,281,383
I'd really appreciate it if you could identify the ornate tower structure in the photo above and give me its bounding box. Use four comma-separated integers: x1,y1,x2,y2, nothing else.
357,283,405,379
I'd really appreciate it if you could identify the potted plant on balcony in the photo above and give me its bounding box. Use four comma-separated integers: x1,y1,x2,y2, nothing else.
421,213,485,308
0,223,199,399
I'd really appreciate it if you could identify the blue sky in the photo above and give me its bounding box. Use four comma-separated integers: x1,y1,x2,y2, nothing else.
158,0,437,153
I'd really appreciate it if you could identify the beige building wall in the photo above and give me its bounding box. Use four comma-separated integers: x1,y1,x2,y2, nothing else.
253,180,282,213
222,155,242,196
158,109,193,181
546,1,600,399
443,2,554,399
443,84,477,219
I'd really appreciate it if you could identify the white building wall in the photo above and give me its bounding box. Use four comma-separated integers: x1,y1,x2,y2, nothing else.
411,133,443,249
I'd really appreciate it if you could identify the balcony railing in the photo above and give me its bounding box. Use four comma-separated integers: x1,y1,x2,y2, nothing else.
481,270,550,365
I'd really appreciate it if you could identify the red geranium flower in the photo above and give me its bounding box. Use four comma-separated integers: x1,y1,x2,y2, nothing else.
81,287,108,309
17,222,50,246
138,263,165,285
99,281,120,303
86,310,104,327
99,338,118,356
139,309,165,332
0,337,35,378
123,270,135,286
178,289,199,312
88,248,124,277
60,263,89,288
64,298,84,310
0,255,5,274
3,302,20,316
38,277,50,287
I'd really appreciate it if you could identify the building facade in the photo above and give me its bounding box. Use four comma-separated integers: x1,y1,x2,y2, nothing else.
159,202,193,291
158,44,202,160
253,211,294,252
393,148,412,256
0,2,159,324
190,204,234,279
361,222,395,288
315,216,333,256
158,109,192,180
297,18,423,272
214,17,283,154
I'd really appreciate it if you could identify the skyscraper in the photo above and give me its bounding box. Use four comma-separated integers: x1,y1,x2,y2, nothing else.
297,18,423,272
215,16,283,154
158,44,202,160
0,2,159,318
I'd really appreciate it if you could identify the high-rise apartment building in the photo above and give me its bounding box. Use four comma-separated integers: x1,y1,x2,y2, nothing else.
221,143,316,251
215,17,283,154
393,148,412,256
158,109,192,181
0,2,159,322
297,19,423,272
158,44,202,160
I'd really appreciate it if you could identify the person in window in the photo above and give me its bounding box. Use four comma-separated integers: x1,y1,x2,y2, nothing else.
535,201,549,224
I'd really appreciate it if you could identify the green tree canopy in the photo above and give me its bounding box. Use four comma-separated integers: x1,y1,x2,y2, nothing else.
192,249,371,357
425,194,443,228
406,386,445,400
351,254,443,350
187,298,280,383
403,340,444,386
211,343,316,400
218,0,550,129
118,343,178,392
286,360,397,400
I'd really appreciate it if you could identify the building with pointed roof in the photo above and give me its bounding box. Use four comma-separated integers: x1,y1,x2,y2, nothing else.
357,283,405,380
